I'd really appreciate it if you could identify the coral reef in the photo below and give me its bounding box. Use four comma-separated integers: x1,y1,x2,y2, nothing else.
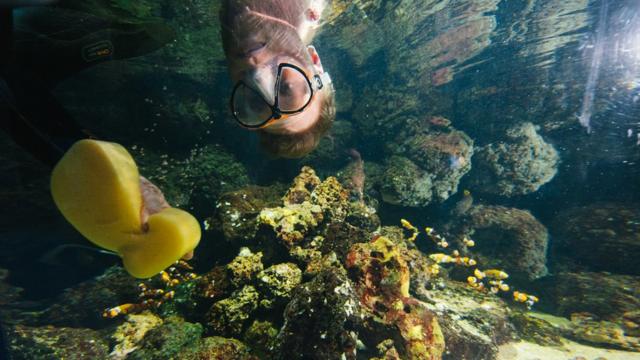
470,122,560,197
552,203,640,275
4,166,635,360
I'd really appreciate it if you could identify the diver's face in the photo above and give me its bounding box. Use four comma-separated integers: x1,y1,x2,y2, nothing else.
225,15,324,134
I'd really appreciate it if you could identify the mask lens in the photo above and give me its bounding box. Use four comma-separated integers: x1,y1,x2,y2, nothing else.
277,66,312,112
232,83,272,126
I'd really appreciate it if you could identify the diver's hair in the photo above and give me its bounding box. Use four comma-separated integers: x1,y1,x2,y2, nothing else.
220,0,328,55
258,84,335,158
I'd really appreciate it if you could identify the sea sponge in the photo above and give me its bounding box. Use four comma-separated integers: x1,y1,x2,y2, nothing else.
51,139,200,278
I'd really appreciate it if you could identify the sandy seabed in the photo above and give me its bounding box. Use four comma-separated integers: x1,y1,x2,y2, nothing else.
497,340,640,360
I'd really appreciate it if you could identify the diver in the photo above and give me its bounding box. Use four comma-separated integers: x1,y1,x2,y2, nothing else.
220,0,336,158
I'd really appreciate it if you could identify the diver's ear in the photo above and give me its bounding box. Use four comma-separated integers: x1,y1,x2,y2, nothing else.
307,45,324,73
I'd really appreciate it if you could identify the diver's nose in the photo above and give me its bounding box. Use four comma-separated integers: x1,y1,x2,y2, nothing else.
247,66,277,104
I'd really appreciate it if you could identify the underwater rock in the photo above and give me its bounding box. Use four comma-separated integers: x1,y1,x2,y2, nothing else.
258,167,349,248
258,203,324,247
536,272,640,323
183,336,256,360
508,312,564,347
256,263,302,309
127,316,203,360
206,285,259,337
7,324,110,360
0,268,23,308
243,320,278,359
41,266,139,328
552,203,640,275
214,185,285,243
381,118,474,207
569,313,640,352
455,205,549,281
321,219,377,262
196,266,231,303
110,312,164,360
567,312,640,352
470,122,559,197
283,166,322,205
532,272,640,351
415,281,515,360
275,266,362,360
226,248,264,288
346,235,445,360
380,156,434,207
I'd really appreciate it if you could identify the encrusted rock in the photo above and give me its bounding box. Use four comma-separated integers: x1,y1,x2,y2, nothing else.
470,122,559,197
535,272,640,322
455,205,549,281
256,263,303,309
380,118,474,207
258,203,324,247
183,336,256,360
346,235,445,360
380,156,434,207
415,281,515,360
110,312,164,360
7,325,110,359
243,320,278,359
127,316,203,360
258,168,350,248
283,166,321,205
206,285,259,337
226,248,264,287
215,185,285,243
275,266,362,360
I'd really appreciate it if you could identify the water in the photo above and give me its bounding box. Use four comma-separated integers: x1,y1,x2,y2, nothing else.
1,0,639,359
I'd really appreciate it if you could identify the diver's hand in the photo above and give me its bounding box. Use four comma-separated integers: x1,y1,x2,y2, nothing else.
139,176,194,260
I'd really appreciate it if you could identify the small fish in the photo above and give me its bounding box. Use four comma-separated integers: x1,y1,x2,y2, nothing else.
463,236,475,247
474,268,485,280
429,253,454,264
484,269,509,280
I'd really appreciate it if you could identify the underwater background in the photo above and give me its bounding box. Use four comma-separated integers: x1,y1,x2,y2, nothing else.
1,0,640,359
